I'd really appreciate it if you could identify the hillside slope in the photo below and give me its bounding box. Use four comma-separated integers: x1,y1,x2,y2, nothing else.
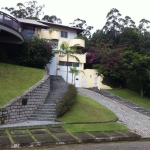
0,63,45,108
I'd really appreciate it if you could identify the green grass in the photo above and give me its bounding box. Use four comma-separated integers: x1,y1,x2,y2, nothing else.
57,95,127,132
0,63,45,108
57,95,117,123
106,89,150,110
63,123,128,133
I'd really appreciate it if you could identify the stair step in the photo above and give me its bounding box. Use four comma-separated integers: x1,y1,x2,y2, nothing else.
33,111,56,115
31,114,56,117
29,117,55,121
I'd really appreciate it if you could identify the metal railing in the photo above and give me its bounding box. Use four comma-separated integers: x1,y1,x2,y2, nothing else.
0,11,23,36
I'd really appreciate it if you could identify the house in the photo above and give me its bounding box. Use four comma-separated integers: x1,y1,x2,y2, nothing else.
0,11,111,89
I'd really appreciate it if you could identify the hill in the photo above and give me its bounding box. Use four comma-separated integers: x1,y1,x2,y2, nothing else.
0,63,45,108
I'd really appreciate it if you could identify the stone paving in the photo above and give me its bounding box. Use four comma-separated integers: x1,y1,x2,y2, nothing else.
0,127,141,149
78,88,150,138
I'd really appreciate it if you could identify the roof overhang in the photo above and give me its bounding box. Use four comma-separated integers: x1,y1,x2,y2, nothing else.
38,21,84,35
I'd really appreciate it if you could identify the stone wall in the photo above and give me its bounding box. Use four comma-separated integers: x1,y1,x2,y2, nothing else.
0,75,50,124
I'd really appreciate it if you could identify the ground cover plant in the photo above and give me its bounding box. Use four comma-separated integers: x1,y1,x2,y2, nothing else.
106,89,150,110
57,95,127,132
0,63,45,108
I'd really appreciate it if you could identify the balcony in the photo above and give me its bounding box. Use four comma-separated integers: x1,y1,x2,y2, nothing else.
49,31,59,40
39,30,59,40
69,39,85,48
0,11,24,44
59,54,86,63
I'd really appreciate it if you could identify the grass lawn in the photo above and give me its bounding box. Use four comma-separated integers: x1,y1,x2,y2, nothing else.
57,95,117,123
0,63,45,108
63,123,128,133
106,89,150,110
57,95,127,132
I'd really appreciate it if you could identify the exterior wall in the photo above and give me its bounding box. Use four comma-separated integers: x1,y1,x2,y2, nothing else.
0,75,50,124
80,69,112,89
59,54,86,63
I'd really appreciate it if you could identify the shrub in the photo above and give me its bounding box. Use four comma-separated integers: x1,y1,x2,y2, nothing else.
16,37,54,68
56,84,77,118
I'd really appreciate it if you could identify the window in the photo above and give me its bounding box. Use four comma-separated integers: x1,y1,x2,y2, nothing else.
61,31,68,38
0,14,3,23
59,61,79,67
23,25,35,39
4,16,12,27
59,61,66,66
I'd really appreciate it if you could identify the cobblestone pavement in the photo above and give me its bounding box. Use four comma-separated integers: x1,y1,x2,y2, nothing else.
78,88,150,138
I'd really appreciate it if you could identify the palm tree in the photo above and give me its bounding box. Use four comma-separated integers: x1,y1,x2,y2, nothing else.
55,41,80,82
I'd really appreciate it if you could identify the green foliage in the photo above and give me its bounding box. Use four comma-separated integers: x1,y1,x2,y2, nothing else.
49,28,59,33
16,37,54,69
63,123,127,133
106,89,150,110
2,0,45,19
42,15,62,24
56,84,77,118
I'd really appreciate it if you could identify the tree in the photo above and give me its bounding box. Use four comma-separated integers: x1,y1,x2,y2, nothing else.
122,51,150,97
42,15,62,24
16,36,54,68
70,18,93,38
1,0,45,19
138,19,150,34
102,8,124,38
123,16,136,29
55,41,80,82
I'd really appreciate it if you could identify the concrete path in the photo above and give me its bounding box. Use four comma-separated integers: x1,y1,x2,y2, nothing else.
37,141,150,150
0,121,63,128
78,88,150,138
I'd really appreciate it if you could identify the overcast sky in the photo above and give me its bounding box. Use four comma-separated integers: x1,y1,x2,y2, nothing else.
1,0,150,33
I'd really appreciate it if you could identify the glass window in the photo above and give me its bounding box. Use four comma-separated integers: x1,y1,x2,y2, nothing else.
74,63,79,67
61,31,68,38
49,40,58,49
23,25,35,39
4,16,12,27
59,61,65,66
13,21,18,30
66,62,72,66
0,14,3,23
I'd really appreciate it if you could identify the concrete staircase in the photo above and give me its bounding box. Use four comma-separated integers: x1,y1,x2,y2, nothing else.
29,75,68,121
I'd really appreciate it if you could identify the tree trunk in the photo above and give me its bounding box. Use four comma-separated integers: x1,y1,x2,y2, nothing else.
72,73,73,84
74,74,76,85
66,55,68,82
140,86,144,98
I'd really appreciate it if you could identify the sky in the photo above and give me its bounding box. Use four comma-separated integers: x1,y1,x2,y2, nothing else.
1,0,150,34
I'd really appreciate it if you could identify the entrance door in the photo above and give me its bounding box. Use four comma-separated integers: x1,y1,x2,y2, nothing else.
94,75,98,87
82,76,87,88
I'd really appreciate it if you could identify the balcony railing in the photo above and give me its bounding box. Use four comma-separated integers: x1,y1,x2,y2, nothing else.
0,11,23,36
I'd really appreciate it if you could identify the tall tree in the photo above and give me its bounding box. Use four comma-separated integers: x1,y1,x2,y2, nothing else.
1,0,45,19
102,8,124,39
70,18,93,38
42,15,62,24
138,19,150,34
123,16,136,29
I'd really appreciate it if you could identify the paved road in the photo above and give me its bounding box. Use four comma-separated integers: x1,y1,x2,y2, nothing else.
12,141,150,150
78,88,150,137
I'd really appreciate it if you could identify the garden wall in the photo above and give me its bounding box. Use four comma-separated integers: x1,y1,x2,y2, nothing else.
0,75,50,124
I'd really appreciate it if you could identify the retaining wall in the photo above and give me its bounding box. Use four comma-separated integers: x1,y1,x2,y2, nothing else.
0,75,50,124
